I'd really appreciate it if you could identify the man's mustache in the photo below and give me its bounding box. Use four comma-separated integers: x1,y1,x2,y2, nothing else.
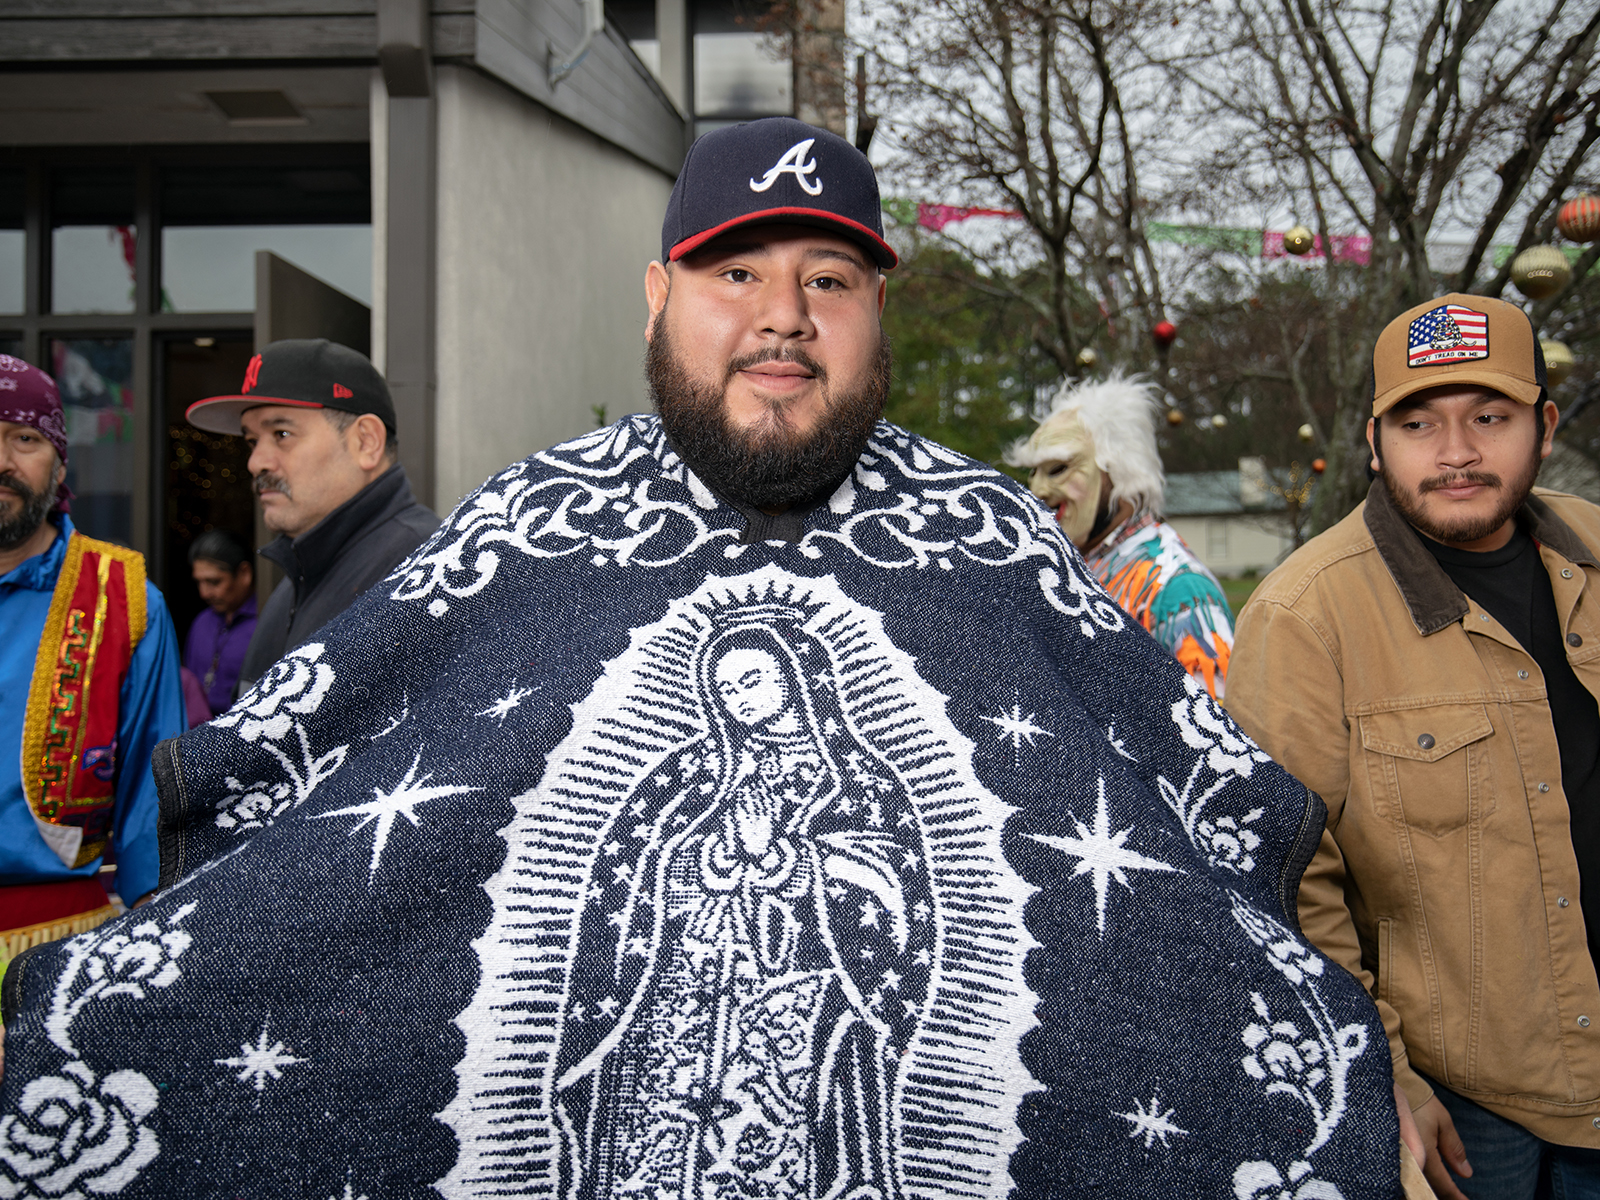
0,470,40,504
724,347,827,385
253,472,291,498
1420,470,1501,493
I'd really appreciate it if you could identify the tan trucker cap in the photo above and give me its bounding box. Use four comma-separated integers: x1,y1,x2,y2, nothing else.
1372,292,1544,416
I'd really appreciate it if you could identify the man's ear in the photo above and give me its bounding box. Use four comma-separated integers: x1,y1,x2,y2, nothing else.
1366,417,1380,473
1540,398,1559,460
645,261,671,341
351,414,389,472
877,272,887,317
52,457,66,490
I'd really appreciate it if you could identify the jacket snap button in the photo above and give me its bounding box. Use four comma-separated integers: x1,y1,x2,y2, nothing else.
1560,897,1571,908
1563,569,1574,579
1518,670,1530,680
1570,633,1584,647
1540,783,1552,793
1480,614,1490,622
1582,1016,1592,1028
1594,1117,1600,1129
1417,733,1436,750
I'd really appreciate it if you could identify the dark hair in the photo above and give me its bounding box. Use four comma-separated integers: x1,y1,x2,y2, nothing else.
323,408,399,463
188,529,252,572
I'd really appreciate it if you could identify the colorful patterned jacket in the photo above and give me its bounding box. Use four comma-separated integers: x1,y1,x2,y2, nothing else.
1084,511,1235,698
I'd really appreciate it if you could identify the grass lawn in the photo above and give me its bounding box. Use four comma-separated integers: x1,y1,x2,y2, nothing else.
1221,575,1264,618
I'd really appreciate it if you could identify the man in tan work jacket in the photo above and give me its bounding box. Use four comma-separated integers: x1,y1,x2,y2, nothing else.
1228,293,1600,1200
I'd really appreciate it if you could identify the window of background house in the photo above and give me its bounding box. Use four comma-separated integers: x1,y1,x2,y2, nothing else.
0,170,23,316
608,0,661,77
693,0,791,128
160,164,372,312
52,167,137,315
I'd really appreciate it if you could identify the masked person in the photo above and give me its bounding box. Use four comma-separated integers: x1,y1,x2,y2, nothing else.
1011,374,1234,698
0,121,1409,1199
0,356,184,968
1228,294,1600,1199
185,340,439,697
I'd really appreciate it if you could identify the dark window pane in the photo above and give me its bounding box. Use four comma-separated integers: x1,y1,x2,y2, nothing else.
0,169,22,228
162,336,256,645
692,0,776,35
50,336,136,547
161,163,370,226
608,0,656,41
52,166,135,226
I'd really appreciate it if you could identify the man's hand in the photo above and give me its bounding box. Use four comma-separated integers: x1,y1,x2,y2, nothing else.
1411,1093,1472,1200
1396,1082,1425,1163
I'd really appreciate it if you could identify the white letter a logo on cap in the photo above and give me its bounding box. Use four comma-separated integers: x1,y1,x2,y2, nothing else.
750,139,823,196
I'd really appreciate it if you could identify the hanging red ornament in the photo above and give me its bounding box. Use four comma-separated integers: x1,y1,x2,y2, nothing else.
1311,458,1327,475
1556,195,1600,243
1152,321,1178,351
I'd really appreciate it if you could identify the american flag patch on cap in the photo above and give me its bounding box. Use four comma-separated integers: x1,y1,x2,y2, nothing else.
1408,304,1489,367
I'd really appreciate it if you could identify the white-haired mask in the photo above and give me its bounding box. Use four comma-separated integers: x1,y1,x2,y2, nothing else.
1007,372,1166,548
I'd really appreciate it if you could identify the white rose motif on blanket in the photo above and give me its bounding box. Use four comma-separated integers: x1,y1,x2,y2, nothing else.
213,644,335,743
0,1063,159,1199
1171,674,1270,780
210,645,348,828
1233,1160,1346,1200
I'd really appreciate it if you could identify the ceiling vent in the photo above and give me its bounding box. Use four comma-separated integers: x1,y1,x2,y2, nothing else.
205,91,308,126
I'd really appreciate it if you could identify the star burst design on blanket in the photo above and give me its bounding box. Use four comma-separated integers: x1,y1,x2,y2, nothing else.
477,685,534,723
1024,776,1176,935
312,750,480,882
1117,1093,1187,1148
217,1017,306,1099
981,701,1054,762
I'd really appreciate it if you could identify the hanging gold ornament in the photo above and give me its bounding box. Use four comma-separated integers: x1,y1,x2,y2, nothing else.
1076,347,1099,369
1541,339,1574,388
1510,245,1572,300
1166,408,1184,426
1297,423,1314,443
1210,413,1228,428
1283,225,1315,256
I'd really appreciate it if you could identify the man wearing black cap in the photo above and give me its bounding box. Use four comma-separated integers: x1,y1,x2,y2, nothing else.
186,339,438,697
0,121,1406,1198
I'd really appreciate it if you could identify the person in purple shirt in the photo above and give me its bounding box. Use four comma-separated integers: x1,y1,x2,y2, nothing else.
183,529,257,717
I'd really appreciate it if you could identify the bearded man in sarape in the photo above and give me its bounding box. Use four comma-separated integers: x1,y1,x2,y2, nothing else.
0,119,1420,1200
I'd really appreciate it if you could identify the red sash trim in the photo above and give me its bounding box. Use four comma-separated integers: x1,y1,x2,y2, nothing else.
0,877,112,929
20,532,148,868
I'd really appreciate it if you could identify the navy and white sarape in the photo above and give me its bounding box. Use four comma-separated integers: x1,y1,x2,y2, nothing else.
1,417,1399,1198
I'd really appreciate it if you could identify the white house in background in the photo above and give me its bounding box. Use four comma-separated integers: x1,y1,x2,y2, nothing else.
1164,457,1297,579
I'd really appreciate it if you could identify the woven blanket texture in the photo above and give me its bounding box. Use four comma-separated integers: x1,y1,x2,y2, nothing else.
0,418,1398,1199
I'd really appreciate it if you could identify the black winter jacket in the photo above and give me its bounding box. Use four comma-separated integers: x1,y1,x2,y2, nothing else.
237,465,438,695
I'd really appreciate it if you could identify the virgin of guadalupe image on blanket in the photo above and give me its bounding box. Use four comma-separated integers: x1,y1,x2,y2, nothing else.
551,610,936,1200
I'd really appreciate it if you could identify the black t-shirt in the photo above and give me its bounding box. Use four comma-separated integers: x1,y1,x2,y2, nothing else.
1422,526,1600,972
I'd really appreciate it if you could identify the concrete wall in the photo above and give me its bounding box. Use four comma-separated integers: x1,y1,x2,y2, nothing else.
431,63,673,509
1165,514,1293,579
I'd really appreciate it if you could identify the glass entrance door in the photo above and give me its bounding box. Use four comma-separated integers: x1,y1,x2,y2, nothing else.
157,335,255,646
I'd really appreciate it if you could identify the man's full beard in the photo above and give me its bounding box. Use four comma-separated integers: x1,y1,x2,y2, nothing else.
648,311,892,510
1380,442,1542,547
0,469,55,551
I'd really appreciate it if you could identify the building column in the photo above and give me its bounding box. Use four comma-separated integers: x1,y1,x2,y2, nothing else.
379,0,437,508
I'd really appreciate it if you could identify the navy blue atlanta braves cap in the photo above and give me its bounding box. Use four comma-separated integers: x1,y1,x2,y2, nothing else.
662,117,898,269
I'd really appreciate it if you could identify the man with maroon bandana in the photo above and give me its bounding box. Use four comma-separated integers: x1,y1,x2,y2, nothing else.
0,355,184,967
